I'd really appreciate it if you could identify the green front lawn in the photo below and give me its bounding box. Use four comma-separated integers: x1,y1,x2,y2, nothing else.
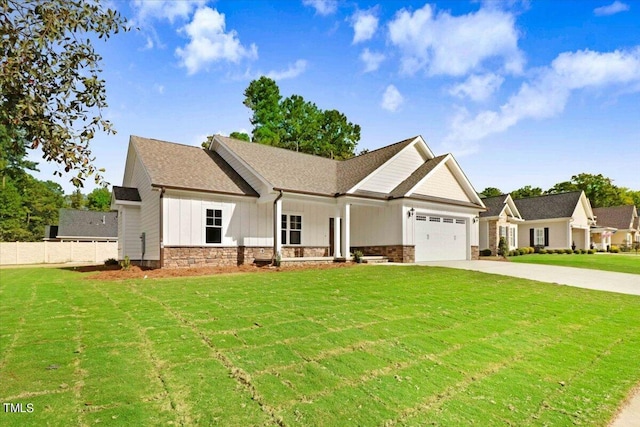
510,253,640,275
1,266,639,426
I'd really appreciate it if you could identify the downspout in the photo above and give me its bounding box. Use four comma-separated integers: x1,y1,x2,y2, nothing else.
159,187,165,268
272,190,284,263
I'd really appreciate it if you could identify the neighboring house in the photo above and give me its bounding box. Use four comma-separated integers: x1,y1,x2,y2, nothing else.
44,209,118,242
591,205,639,249
513,191,595,250
479,194,524,255
112,135,486,268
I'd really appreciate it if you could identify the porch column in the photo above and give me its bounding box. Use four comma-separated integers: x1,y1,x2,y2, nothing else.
275,197,283,255
341,203,351,259
334,207,342,258
584,228,590,250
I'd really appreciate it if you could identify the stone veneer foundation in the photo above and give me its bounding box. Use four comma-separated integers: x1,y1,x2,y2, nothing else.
351,245,415,263
471,245,479,260
161,246,332,268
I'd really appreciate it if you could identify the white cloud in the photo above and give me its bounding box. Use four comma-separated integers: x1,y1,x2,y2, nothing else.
360,48,385,73
388,3,524,76
449,73,505,101
594,1,630,16
302,0,338,16
154,84,165,94
266,60,308,80
381,85,404,112
443,48,640,152
176,7,258,75
351,9,379,44
132,0,205,24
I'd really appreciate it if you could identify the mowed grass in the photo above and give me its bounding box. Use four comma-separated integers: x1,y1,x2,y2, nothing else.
510,253,640,275
1,266,639,426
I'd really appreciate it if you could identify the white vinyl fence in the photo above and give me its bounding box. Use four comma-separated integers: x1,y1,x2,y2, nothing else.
0,241,117,266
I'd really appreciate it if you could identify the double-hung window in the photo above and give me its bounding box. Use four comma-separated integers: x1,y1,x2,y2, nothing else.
282,215,302,245
205,209,222,244
534,228,545,246
509,226,517,248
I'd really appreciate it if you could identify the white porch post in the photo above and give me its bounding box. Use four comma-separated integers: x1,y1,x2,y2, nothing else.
275,198,283,255
584,228,589,250
334,207,342,258
341,203,351,259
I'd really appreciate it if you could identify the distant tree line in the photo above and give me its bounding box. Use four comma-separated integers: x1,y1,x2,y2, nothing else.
480,173,640,209
0,126,112,242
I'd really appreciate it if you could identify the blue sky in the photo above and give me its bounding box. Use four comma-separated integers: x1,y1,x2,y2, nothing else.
33,0,640,194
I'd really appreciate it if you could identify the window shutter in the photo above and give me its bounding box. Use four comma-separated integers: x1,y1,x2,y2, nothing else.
529,228,534,246
544,228,549,246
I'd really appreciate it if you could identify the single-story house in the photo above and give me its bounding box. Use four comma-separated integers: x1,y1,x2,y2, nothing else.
479,194,524,255
44,209,118,242
591,205,639,249
111,135,486,268
513,191,595,250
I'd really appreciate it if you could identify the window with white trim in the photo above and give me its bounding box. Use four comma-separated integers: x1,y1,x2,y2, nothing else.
534,228,545,246
205,209,222,244
509,226,517,248
282,215,302,245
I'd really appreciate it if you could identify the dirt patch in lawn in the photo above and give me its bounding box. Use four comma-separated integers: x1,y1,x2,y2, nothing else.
77,261,355,281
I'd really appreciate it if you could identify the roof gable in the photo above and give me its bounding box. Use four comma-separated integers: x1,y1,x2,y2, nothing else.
593,205,638,230
514,191,586,221
130,136,258,197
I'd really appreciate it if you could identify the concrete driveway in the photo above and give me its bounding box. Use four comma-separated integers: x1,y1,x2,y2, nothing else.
417,260,640,296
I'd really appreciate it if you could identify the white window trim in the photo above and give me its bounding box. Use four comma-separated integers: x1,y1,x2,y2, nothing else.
534,228,545,246
282,213,303,246
204,208,223,245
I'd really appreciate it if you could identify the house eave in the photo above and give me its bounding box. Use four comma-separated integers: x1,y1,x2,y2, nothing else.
151,184,258,198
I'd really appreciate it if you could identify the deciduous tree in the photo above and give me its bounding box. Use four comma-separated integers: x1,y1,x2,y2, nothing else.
479,187,503,198
1,0,127,187
86,187,111,211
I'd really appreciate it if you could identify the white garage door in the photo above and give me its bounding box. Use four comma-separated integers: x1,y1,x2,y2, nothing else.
415,214,467,261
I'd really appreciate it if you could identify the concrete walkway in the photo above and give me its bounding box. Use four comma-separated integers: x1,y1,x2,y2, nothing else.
415,260,640,426
417,260,640,296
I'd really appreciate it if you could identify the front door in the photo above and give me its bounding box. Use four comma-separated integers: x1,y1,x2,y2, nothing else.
329,218,334,256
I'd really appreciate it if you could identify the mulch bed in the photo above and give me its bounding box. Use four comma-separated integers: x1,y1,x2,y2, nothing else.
80,261,355,281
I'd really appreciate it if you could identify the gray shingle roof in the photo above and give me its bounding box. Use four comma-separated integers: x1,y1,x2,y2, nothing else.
593,205,637,230
131,136,258,196
216,134,418,196
513,191,583,220
389,154,448,198
480,195,510,218
112,186,141,202
57,209,118,239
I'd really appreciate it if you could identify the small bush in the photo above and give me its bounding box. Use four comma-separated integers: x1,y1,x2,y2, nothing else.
353,250,364,263
527,247,535,254
598,249,605,253
120,256,131,270
610,245,620,253
587,249,595,254
510,250,519,256
480,249,492,257
498,237,508,257
104,258,119,266
518,248,527,255
538,249,547,254
565,249,573,254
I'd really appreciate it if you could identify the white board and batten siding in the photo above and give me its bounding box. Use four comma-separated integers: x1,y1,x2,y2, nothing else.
350,205,403,246
163,195,337,247
122,152,160,260
359,145,427,194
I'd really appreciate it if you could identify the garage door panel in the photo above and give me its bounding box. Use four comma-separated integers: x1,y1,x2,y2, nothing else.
415,215,467,262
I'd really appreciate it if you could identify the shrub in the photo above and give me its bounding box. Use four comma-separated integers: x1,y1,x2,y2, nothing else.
565,249,573,254
120,256,131,270
498,237,508,257
480,249,492,257
104,258,118,266
511,250,519,256
527,247,535,254
518,248,527,255
598,249,605,253
587,249,595,254
610,245,620,253
538,249,547,254
353,250,364,263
